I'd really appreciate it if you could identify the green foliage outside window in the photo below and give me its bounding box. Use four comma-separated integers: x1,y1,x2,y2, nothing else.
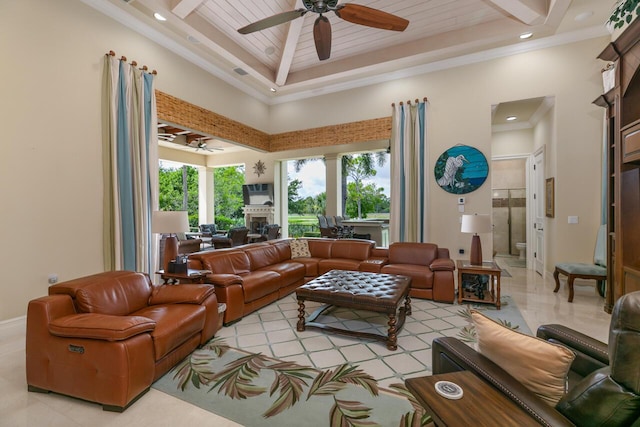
214,165,245,229
158,165,199,229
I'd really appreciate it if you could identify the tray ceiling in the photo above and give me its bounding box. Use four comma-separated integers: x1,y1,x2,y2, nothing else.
90,0,610,103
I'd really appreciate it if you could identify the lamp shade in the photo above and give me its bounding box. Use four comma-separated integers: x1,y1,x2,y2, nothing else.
461,214,492,234
152,211,189,234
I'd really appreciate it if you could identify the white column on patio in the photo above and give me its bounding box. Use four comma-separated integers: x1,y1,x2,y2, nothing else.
198,166,215,225
324,153,342,216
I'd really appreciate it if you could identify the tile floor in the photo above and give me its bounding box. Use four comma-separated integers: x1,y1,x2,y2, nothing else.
0,259,612,426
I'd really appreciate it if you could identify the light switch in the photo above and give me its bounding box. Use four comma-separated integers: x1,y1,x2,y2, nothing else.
458,205,465,213
568,216,579,224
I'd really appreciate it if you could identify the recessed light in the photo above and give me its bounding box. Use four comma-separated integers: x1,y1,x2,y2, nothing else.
154,12,167,21
575,11,594,22
264,46,276,55
270,87,277,93
506,116,517,121
519,32,532,39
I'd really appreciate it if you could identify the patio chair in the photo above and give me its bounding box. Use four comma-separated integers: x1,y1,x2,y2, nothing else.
211,227,249,249
553,224,606,302
256,224,281,241
334,216,354,238
317,215,339,238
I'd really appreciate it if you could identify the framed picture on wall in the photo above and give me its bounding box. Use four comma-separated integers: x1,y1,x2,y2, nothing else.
546,177,555,218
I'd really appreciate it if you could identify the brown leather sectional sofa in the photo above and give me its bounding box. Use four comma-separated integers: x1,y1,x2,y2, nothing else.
188,238,456,325
26,271,222,411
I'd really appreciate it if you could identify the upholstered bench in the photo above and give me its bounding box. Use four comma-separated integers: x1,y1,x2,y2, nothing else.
553,263,606,302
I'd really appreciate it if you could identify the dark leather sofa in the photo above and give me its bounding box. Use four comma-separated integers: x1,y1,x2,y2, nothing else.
26,271,223,411
431,291,640,426
188,238,455,325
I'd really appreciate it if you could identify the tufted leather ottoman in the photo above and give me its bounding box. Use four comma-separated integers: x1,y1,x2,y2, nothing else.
296,270,411,350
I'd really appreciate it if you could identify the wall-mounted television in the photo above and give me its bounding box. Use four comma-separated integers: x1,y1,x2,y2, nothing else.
242,183,274,205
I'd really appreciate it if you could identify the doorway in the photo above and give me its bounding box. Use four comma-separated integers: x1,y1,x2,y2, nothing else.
491,96,554,271
492,158,528,268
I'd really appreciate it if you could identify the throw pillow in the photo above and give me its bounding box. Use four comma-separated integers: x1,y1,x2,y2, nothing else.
290,239,311,259
471,310,575,406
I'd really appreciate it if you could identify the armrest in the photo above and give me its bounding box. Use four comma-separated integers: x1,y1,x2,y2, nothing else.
432,337,574,426
537,324,609,376
205,273,243,287
49,313,155,341
430,258,455,271
149,284,216,305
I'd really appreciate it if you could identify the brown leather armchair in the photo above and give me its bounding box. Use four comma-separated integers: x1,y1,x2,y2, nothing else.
432,291,640,426
26,271,222,411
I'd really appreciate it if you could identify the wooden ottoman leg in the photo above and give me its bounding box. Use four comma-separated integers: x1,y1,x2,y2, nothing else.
567,275,575,303
297,299,306,331
387,313,398,351
553,268,561,293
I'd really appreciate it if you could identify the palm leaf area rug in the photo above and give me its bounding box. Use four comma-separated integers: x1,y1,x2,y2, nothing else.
153,338,429,427
153,294,530,427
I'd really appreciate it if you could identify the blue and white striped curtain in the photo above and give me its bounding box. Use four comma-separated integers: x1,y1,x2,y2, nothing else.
390,100,429,243
103,54,158,273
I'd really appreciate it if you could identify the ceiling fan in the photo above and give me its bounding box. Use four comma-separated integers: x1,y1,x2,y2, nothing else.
237,0,409,61
188,140,223,152
158,133,176,142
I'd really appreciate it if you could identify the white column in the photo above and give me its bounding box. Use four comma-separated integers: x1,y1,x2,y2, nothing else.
198,166,215,225
324,153,342,216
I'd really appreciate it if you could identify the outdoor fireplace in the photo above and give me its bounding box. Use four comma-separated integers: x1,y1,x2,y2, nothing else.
243,205,275,234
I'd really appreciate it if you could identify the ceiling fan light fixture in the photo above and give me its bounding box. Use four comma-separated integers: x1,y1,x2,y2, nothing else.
153,12,167,21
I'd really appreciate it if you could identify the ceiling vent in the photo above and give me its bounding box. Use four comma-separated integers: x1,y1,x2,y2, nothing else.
233,67,248,76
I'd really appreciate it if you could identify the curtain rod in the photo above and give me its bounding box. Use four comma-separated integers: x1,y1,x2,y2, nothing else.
107,50,158,75
391,97,428,107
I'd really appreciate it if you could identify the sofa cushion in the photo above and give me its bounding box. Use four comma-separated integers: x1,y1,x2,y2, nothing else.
318,259,362,275
381,264,433,289
330,239,373,261
471,310,575,406
307,239,333,258
246,245,285,270
556,368,640,426
388,242,437,266
198,251,251,275
133,304,206,361
269,240,292,261
261,262,306,285
49,314,155,341
241,271,282,302
290,239,311,258
68,273,152,316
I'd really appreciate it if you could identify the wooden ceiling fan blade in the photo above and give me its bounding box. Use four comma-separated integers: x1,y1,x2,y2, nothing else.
335,4,409,31
238,9,306,34
314,15,331,61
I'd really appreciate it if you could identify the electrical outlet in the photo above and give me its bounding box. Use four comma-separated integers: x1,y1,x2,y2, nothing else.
459,249,465,254
48,274,58,285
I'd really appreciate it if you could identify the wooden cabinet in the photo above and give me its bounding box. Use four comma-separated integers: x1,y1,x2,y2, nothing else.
595,18,640,313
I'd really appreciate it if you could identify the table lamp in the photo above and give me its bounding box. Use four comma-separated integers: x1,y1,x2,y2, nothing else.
152,211,189,271
461,214,492,265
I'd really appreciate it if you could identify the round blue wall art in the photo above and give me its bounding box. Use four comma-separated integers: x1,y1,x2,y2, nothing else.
434,145,488,194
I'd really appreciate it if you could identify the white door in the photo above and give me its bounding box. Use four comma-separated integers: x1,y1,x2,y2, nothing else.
532,148,545,275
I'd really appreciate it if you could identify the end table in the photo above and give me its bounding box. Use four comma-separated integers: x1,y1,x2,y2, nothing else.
405,371,539,426
156,269,210,284
456,259,502,309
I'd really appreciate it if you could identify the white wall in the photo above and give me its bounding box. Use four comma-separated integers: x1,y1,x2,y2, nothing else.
0,0,607,320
